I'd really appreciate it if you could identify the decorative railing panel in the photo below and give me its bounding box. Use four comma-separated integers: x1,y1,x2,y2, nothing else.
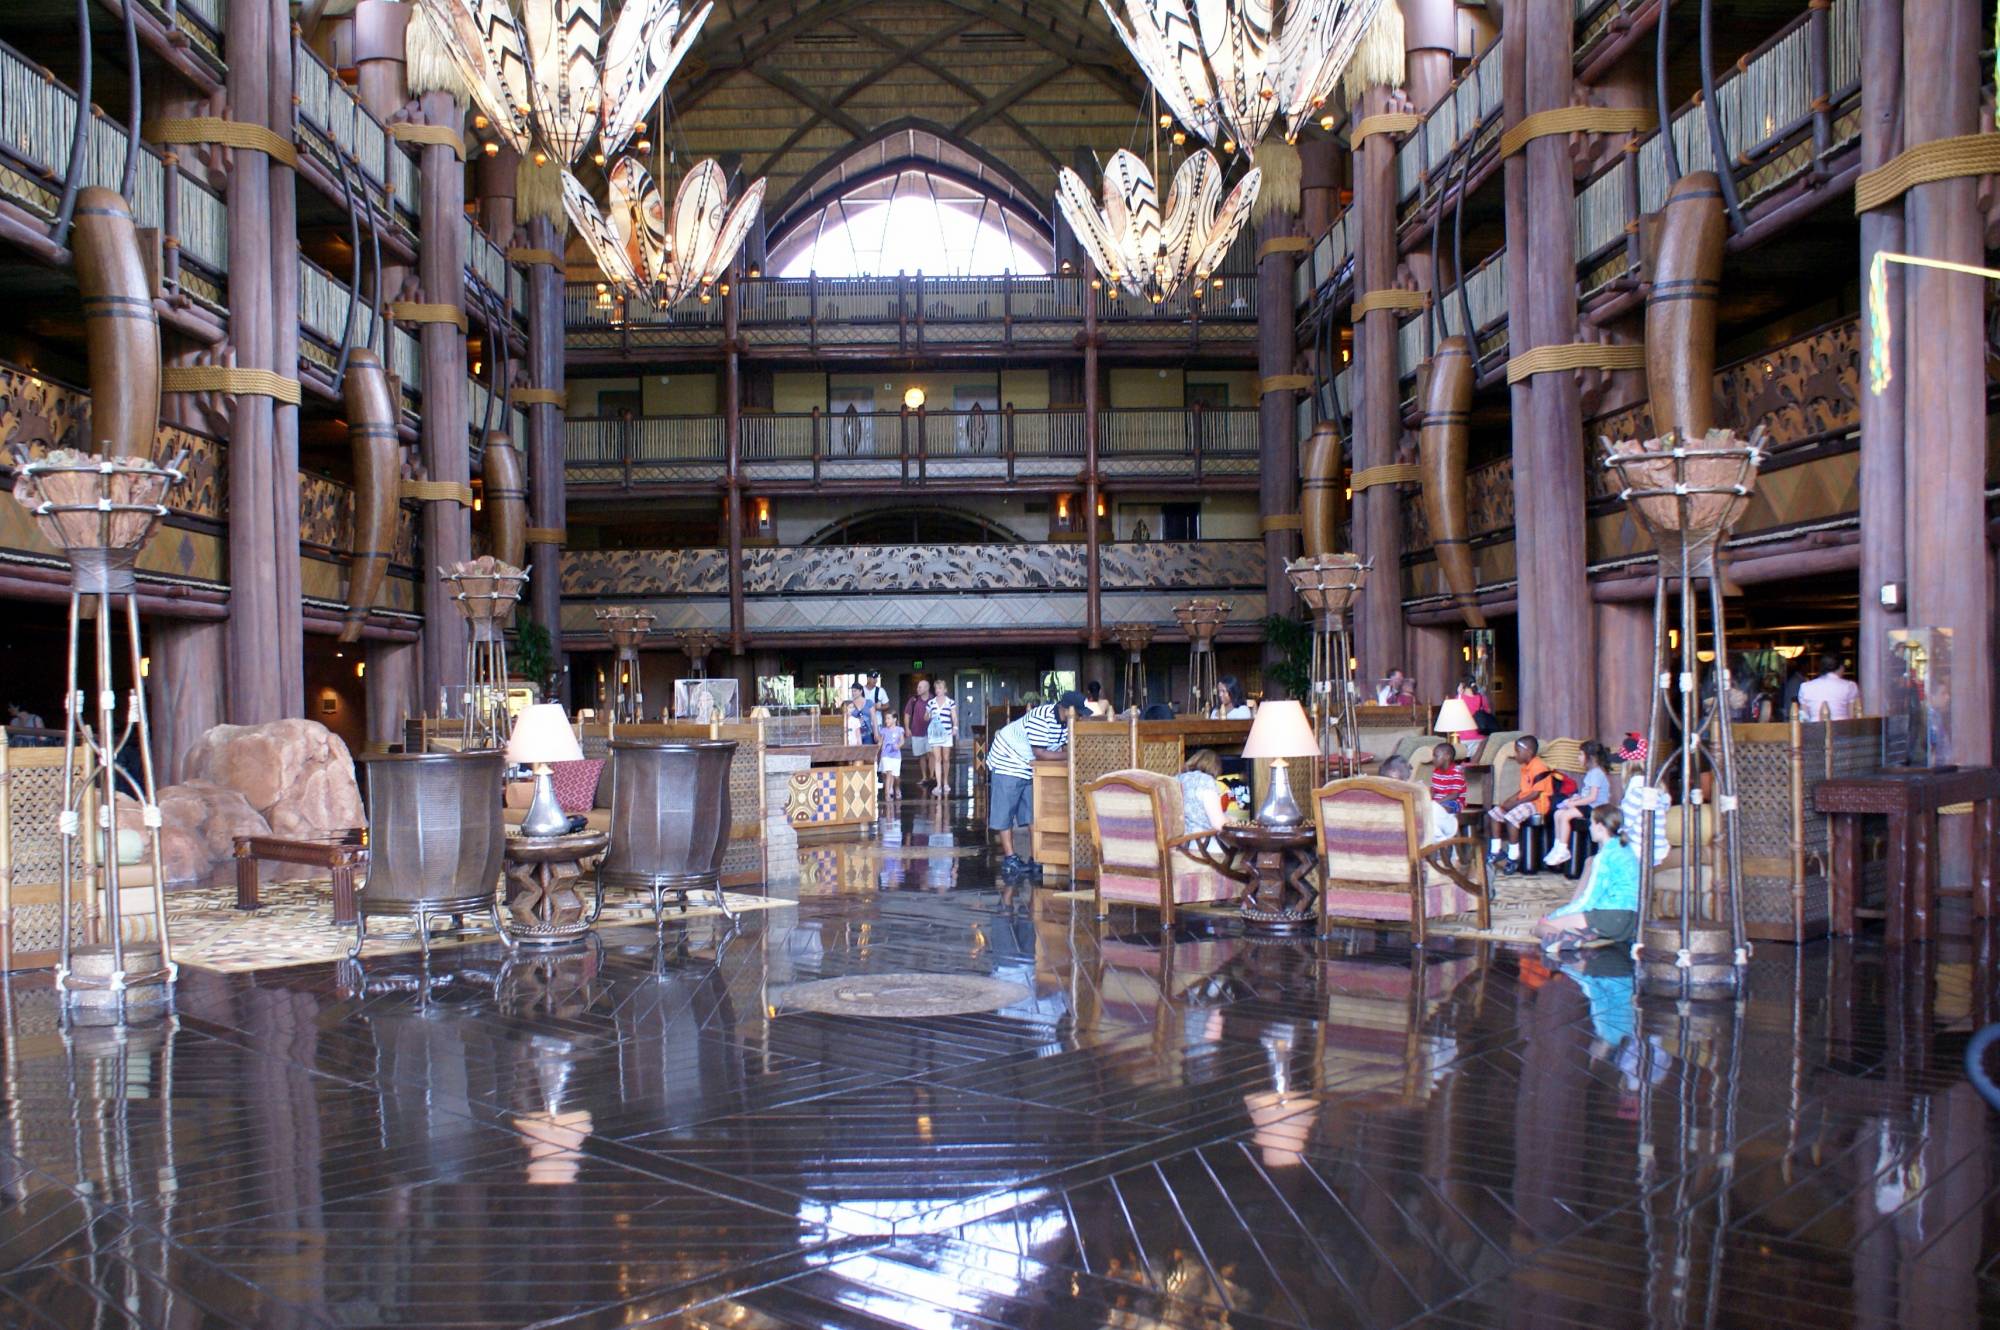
299,257,382,356
0,362,223,522
1396,44,1505,204
300,472,419,566
295,44,416,220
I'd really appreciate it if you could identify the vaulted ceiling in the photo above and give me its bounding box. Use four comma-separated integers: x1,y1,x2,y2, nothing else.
660,0,1152,220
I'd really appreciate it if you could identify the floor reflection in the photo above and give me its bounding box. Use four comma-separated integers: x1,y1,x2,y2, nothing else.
0,800,1995,1328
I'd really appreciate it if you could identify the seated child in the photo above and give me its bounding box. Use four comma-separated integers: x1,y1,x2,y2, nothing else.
1533,805,1641,951
1542,740,1613,867
1428,742,1466,814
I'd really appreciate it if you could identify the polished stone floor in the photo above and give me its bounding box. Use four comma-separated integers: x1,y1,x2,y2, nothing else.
2,801,1998,1328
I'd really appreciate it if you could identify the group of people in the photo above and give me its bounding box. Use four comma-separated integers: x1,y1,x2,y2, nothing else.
844,671,957,801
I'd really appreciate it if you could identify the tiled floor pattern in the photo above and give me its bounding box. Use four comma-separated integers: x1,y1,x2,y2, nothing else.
2,802,1997,1328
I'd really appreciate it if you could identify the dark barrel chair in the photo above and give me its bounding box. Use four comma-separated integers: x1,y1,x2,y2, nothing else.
595,738,737,921
353,750,506,958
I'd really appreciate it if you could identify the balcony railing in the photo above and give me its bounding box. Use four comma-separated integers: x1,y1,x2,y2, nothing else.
469,380,531,445
295,45,419,221
463,215,524,319
1395,43,1505,206
1395,247,1510,381
565,406,1259,486
1295,210,1355,313
299,255,381,359
0,39,228,281
1574,0,1860,273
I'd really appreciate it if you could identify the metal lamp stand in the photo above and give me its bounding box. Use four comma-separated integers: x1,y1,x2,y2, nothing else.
675,628,721,681
1173,599,1230,717
9,449,187,1008
1286,554,1371,777
443,556,527,749
1110,622,1155,714
1604,427,1766,998
595,606,655,725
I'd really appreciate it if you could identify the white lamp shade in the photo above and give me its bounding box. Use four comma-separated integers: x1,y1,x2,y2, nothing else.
1434,697,1477,735
506,703,583,765
1242,700,1319,759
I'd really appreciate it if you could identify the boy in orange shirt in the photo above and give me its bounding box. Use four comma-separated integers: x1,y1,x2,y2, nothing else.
1485,734,1554,875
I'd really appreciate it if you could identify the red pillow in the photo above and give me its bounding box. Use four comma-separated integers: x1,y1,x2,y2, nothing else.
548,759,604,814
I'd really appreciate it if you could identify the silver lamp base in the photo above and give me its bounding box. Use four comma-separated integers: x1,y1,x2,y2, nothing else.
1256,757,1306,829
520,766,572,839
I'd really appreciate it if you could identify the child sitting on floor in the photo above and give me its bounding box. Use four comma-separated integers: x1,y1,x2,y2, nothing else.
1428,742,1466,814
1533,805,1641,952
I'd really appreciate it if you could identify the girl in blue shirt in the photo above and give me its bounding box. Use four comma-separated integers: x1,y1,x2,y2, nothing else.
1535,805,1641,951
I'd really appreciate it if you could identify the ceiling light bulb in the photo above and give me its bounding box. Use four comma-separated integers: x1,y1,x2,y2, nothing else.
1159,114,1173,129
1319,113,1336,131
483,140,499,157
1171,131,1186,146
593,151,606,165
473,114,489,130
636,137,652,154
1222,139,1236,154
533,151,548,166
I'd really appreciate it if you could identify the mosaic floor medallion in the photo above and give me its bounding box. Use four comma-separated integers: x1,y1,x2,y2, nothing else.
780,971,1031,1018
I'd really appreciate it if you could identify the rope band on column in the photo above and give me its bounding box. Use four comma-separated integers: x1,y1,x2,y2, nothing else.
1853,134,2000,213
1498,106,1656,159
1504,342,1646,384
1352,288,1428,319
160,366,302,403
1351,463,1421,490
389,123,466,158
390,301,469,332
506,247,561,266
400,479,474,506
526,526,567,544
514,387,566,406
1256,235,1311,261
1256,374,1313,398
1259,514,1303,533
1351,112,1420,148
144,118,298,168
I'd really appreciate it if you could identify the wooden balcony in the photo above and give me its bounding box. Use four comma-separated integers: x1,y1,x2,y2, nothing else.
563,406,1261,493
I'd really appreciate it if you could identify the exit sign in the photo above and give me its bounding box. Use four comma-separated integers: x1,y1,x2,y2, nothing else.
912,660,924,670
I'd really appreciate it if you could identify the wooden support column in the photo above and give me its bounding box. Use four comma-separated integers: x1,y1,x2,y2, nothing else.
148,619,225,782
724,281,745,655
1083,272,1102,649
1352,86,1404,687
1404,0,1457,112
417,90,471,701
268,0,303,714
222,0,283,723
477,148,519,242
1299,139,1341,239
1858,0,1907,713
1257,211,1301,688
1594,601,1652,741
1902,0,1991,763
524,217,567,704
1511,0,1594,737
364,639,419,751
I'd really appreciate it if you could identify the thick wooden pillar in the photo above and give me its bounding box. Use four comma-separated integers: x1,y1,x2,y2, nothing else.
476,148,518,242
1257,210,1302,676
1299,139,1340,239
1403,0,1457,111
1352,86,1403,686
364,639,419,751
222,0,283,723
724,283,745,655
1857,0,1906,712
1902,0,1991,762
525,217,567,704
148,618,225,782
267,0,303,714
1510,0,1594,737
1594,601,1652,741
417,90,471,700
1083,283,1103,649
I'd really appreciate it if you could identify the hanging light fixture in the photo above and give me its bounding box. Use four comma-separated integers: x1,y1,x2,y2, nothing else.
1095,0,1400,148
1056,148,1260,302
575,156,765,307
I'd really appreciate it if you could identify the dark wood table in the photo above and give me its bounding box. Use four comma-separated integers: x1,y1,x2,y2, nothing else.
502,831,610,947
1815,767,2000,946
1216,822,1320,935
235,830,367,924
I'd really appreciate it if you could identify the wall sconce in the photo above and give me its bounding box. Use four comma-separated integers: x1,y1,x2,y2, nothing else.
1056,494,1071,523
1096,495,1106,519
753,496,773,537
903,386,926,410
139,655,150,679
356,660,366,678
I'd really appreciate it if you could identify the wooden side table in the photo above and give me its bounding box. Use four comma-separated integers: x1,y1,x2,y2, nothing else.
501,831,609,948
1217,822,1320,934
1815,767,1999,946
234,830,367,924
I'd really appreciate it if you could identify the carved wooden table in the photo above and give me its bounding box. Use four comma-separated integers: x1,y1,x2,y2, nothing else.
234,830,367,924
501,831,609,947
1216,822,1320,935
1815,767,1999,947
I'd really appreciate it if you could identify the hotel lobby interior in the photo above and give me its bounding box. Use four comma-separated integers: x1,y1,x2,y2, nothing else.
0,0,1997,1325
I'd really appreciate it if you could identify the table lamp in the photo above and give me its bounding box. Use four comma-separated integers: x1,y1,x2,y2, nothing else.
1243,700,1319,828
1433,696,1476,739
508,703,584,838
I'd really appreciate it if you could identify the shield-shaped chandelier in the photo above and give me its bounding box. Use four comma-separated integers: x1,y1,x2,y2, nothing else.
1096,0,1397,148
421,0,763,306
1056,148,1260,302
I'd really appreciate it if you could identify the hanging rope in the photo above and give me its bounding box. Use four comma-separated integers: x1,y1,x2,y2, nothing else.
51,0,94,248
1657,0,1681,184
1698,0,1746,232
330,107,364,390
118,0,141,203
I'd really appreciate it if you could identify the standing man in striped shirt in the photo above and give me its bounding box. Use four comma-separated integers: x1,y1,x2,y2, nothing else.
986,690,1086,880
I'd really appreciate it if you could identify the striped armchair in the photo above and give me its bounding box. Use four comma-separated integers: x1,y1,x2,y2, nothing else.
1311,776,1489,941
1085,769,1242,925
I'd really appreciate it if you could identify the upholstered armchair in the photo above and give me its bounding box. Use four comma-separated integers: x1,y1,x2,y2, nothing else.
1085,769,1242,925
1311,776,1489,941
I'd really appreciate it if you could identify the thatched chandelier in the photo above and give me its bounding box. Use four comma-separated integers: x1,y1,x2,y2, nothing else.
1056,147,1260,303
1095,0,1404,149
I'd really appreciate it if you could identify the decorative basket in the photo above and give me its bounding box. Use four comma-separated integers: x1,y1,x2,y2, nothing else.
1172,598,1232,646
1601,427,1766,538
9,448,186,593
1109,623,1156,656
674,628,722,662
595,606,656,657
1286,552,1372,615
441,556,528,641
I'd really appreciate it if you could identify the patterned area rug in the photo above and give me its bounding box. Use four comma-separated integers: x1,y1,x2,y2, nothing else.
1046,874,1577,943
163,881,794,974
779,972,1032,1018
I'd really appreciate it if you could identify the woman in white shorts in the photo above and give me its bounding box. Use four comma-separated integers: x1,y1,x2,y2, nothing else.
925,689,957,796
